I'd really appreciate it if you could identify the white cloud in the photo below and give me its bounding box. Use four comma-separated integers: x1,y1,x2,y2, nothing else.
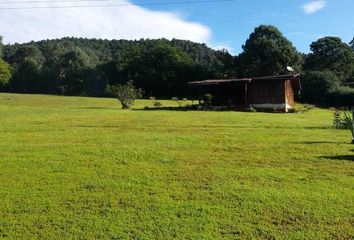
0,0,211,44
303,1,326,14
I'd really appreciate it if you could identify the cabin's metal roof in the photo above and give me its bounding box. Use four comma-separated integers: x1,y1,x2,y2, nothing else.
188,74,299,86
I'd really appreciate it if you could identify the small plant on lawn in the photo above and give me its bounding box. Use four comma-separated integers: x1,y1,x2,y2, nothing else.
248,107,257,112
154,101,162,108
333,108,352,129
105,81,142,109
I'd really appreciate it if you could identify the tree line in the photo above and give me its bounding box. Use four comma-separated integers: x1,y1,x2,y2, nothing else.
0,25,353,106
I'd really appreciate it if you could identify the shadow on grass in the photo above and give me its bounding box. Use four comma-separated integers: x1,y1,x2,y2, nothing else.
72,107,119,110
298,141,349,145
133,106,200,112
72,124,332,131
302,127,331,130
320,155,354,161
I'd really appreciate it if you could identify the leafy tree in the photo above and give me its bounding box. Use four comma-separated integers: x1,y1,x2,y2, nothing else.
304,37,354,82
0,36,3,58
238,25,301,77
350,38,354,51
120,42,193,97
58,47,92,95
213,49,237,78
10,45,45,93
106,81,142,109
300,70,340,103
0,59,11,90
3,37,232,97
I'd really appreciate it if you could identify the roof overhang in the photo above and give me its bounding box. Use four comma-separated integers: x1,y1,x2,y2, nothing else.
188,74,301,90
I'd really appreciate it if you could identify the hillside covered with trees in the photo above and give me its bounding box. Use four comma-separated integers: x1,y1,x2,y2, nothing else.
0,38,235,98
0,25,353,105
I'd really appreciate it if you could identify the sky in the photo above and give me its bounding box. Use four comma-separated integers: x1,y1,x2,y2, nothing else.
0,0,353,54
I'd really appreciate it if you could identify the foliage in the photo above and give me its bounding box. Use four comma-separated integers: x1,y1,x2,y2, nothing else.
3,38,234,97
333,108,352,129
116,42,194,98
202,93,213,107
105,81,142,109
238,25,301,77
2,33,353,108
8,45,46,93
325,86,354,107
153,101,162,108
248,107,257,112
0,59,11,90
304,37,354,82
0,93,353,239
300,70,340,103
333,108,354,143
0,36,3,58
58,47,92,95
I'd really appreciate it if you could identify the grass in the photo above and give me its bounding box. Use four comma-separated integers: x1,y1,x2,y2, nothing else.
0,93,353,239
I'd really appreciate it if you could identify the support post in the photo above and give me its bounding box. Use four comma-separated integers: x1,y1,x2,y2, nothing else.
244,81,249,109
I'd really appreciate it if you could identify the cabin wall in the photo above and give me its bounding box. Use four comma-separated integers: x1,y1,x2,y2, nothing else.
248,80,288,111
285,80,294,109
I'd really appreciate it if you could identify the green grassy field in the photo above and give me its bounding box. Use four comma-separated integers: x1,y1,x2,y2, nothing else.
0,93,353,239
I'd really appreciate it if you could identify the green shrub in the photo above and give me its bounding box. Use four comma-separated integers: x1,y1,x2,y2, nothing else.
202,94,213,107
333,109,352,129
153,101,162,108
325,87,354,107
300,70,340,104
105,81,142,109
249,107,257,112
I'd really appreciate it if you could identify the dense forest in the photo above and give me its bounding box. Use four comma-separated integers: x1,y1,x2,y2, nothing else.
0,25,353,105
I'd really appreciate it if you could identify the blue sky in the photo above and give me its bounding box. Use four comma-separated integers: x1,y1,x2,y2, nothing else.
0,0,353,55
135,0,354,54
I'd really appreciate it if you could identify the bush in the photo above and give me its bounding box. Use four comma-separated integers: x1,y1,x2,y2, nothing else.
333,108,352,129
325,87,354,107
300,70,340,104
202,94,213,107
248,107,257,112
153,101,162,108
105,81,142,109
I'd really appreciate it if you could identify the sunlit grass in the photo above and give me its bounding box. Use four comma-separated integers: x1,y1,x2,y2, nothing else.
0,93,353,239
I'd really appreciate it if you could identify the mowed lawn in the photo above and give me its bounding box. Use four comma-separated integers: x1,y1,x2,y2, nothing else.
0,93,353,239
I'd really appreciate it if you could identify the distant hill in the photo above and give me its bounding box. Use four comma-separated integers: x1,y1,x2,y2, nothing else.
3,38,235,97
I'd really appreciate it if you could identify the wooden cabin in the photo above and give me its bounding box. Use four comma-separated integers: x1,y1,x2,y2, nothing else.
188,74,301,112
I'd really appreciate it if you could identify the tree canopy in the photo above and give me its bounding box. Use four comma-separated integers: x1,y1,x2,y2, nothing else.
0,36,11,90
0,59,11,90
304,37,354,82
2,38,235,97
106,81,142,109
238,25,301,77
0,36,3,58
